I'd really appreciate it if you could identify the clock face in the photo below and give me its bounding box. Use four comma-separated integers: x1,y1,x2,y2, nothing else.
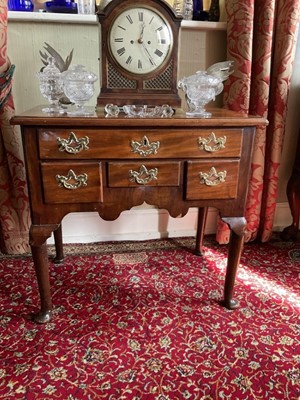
108,7,173,75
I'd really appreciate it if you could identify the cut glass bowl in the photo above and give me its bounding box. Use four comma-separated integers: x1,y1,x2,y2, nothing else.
62,65,97,116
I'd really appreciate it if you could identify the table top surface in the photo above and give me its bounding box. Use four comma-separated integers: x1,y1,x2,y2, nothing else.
11,106,268,128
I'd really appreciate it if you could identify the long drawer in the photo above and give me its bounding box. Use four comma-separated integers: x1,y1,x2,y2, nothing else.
38,128,243,159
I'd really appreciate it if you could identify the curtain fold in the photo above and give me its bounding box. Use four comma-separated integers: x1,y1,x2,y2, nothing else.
217,0,300,244
0,2,30,254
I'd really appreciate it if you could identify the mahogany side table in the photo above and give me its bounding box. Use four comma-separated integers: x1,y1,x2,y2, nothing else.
11,107,266,323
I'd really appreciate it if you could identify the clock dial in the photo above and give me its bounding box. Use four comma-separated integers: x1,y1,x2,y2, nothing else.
108,7,173,75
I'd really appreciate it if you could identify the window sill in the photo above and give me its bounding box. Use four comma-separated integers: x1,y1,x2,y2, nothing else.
8,11,227,30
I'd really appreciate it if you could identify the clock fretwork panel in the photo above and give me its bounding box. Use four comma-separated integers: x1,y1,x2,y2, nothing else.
144,61,173,90
107,60,174,91
107,64,137,89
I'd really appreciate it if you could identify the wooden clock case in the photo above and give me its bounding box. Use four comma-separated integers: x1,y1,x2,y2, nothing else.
97,0,183,108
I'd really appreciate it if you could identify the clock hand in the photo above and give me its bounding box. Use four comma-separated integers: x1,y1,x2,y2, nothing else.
141,43,156,66
138,23,156,66
138,22,146,44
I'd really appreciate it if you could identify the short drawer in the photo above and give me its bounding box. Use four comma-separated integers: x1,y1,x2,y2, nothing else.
38,128,242,159
108,161,180,187
41,162,103,204
185,160,239,200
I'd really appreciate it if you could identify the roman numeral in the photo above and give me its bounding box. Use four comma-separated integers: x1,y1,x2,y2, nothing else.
126,56,133,65
126,15,133,24
114,38,124,43
156,26,163,32
160,39,167,44
117,47,126,56
117,25,126,31
138,12,143,21
149,17,154,24
154,49,163,57
138,59,142,69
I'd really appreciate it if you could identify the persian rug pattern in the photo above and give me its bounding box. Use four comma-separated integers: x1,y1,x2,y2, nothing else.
0,236,299,399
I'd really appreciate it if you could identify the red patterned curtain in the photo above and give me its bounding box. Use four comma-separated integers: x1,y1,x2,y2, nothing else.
217,0,300,243
0,2,30,254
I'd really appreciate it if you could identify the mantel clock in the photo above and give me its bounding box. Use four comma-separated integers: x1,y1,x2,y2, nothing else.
97,0,182,108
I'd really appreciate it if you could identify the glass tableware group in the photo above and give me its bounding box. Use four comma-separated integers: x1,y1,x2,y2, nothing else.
37,61,97,116
104,104,174,118
37,59,233,118
123,105,174,118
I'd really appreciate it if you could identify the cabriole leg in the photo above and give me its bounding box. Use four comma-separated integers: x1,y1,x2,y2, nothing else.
30,224,59,323
195,207,208,256
31,243,52,323
221,217,246,310
53,224,64,264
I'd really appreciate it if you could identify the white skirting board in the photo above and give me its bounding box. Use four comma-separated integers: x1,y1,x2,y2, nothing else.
47,203,292,244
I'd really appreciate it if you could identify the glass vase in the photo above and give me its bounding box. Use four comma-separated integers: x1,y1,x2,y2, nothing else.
208,0,220,21
8,0,34,11
193,0,203,20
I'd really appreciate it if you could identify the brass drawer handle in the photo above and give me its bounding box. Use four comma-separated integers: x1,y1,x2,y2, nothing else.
57,132,89,154
199,167,227,186
198,132,226,152
131,135,160,157
56,169,88,190
129,164,158,184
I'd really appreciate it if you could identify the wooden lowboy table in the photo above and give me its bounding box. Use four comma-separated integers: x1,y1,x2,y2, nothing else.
11,107,266,323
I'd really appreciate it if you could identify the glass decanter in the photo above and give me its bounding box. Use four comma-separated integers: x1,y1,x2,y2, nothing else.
36,57,65,114
62,65,97,116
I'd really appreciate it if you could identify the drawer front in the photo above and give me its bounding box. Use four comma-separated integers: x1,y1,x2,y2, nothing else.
38,128,242,159
186,160,239,200
41,162,103,204
108,162,180,187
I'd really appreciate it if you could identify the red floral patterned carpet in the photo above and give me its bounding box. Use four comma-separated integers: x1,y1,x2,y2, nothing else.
0,235,300,399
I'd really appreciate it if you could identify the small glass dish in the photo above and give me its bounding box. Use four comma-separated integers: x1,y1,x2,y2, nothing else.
104,104,120,117
123,104,174,118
